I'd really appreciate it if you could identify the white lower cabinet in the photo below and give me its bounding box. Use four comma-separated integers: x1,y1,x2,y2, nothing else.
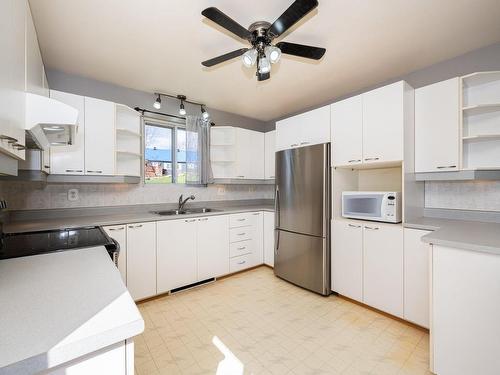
103,225,127,284
197,215,230,280
403,228,431,328
263,212,275,267
126,222,156,301
249,212,264,267
228,212,264,271
363,223,403,318
157,218,198,293
331,220,363,302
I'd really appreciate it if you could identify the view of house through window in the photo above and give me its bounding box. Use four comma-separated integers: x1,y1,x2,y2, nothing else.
144,120,197,184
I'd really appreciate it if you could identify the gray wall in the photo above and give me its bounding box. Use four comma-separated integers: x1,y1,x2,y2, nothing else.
46,69,269,132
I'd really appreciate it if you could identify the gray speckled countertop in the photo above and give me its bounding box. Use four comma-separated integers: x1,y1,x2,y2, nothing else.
404,217,500,256
4,200,275,234
0,247,144,375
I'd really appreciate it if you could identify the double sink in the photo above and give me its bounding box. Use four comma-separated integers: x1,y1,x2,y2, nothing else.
151,207,221,216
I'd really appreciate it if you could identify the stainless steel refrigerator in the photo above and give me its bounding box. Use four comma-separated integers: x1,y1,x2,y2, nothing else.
274,143,331,296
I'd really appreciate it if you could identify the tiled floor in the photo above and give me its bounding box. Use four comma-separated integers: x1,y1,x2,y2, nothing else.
135,267,431,375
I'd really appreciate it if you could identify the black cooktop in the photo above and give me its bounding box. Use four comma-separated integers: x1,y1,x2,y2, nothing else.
0,226,117,260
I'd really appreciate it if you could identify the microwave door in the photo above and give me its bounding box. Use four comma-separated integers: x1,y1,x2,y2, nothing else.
343,194,383,219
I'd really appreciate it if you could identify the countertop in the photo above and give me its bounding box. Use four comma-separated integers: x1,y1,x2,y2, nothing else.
0,247,144,375
3,202,275,234
404,217,500,256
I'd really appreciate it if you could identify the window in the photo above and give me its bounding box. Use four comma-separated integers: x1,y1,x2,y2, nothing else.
144,120,188,184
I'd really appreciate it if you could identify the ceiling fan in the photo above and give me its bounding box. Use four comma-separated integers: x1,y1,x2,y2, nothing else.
201,0,326,81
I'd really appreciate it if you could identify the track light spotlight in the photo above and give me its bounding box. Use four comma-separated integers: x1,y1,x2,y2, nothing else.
201,105,209,120
153,94,161,110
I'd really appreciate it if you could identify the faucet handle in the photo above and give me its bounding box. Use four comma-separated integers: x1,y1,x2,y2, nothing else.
190,195,195,200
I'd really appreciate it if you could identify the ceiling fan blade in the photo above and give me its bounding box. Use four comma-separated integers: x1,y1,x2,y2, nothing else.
268,0,318,38
202,7,252,40
276,42,325,60
202,48,249,67
257,71,271,81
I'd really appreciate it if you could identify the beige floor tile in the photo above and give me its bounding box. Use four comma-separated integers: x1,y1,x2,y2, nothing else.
134,267,431,375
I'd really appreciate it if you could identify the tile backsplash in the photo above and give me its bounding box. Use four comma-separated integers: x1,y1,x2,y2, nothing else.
425,181,500,212
0,181,274,210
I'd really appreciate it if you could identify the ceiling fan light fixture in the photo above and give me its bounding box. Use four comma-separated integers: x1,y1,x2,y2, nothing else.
265,45,281,64
153,94,161,110
242,48,257,68
258,56,271,74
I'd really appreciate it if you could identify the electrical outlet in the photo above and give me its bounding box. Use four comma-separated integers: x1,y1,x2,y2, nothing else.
217,186,226,196
68,188,79,201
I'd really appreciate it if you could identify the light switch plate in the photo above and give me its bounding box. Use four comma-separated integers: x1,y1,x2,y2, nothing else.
68,188,79,201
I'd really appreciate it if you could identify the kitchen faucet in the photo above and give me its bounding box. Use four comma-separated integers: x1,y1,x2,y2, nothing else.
178,194,195,211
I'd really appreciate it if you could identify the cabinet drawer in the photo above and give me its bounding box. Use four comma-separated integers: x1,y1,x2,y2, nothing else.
230,240,253,258
229,213,253,228
230,254,252,273
230,226,252,242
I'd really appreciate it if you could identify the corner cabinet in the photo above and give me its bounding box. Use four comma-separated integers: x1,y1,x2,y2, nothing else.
275,105,330,151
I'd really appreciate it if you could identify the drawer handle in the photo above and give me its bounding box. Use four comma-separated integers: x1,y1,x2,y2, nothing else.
66,169,83,173
300,141,310,145
186,219,197,222
269,175,275,178
364,226,379,230
436,165,456,169
13,143,26,150
0,135,18,142
108,227,125,231
290,143,299,147
237,218,246,222
237,232,246,236
348,224,361,228
198,218,208,221
237,247,246,250
252,213,260,216
237,260,246,265
364,157,380,161
128,224,143,228
237,175,245,178
348,159,361,163
87,170,103,173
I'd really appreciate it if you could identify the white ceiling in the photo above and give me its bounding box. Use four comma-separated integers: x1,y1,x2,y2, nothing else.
29,0,500,122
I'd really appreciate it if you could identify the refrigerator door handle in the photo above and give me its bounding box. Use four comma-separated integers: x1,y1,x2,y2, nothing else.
275,185,280,228
275,229,280,254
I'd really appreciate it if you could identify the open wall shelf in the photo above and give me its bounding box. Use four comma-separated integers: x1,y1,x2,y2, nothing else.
115,104,142,177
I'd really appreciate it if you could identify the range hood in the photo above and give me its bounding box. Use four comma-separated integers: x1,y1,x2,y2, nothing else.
25,93,79,150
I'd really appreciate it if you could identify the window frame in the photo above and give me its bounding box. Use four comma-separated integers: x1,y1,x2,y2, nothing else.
143,116,186,185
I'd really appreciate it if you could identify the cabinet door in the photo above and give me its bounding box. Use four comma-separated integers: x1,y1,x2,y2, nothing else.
264,130,276,179
25,2,45,96
50,90,85,174
248,212,264,267
126,222,156,301
362,81,404,164
263,212,275,267
331,95,363,166
84,97,115,175
363,223,403,317
404,228,431,328
235,128,264,179
157,219,197,293
103,225,127,284
197,215,229,280
300,105,331,147
275,118,300,151
331,220,363,302
415,78,460,173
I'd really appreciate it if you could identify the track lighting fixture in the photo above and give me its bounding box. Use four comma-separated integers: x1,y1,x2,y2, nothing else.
178,95,187,116
153,94,161,109
201,105,210,120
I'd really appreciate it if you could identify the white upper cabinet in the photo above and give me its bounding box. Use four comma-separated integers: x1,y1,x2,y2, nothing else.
415,78,460,173
50,90,85,174
362,81,406,164
236,128,264,179
197,215,230,280
25,2,45,96
264,130,276,179
84,97,115,175
331,95,363,166
275,105,330,151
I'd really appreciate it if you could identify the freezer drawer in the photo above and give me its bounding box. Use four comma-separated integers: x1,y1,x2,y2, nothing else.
274,229,330,295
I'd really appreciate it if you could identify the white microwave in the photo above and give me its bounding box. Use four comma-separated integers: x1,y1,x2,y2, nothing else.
342,191,402,223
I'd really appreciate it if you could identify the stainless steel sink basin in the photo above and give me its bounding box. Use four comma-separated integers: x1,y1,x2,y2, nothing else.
151,208,220,216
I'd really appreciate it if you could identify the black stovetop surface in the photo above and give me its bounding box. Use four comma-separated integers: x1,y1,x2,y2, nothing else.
0,226,116,260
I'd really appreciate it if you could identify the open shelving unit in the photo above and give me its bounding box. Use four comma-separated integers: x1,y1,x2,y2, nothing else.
210,127,237,178
115,104,142,177
461,71,500,170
